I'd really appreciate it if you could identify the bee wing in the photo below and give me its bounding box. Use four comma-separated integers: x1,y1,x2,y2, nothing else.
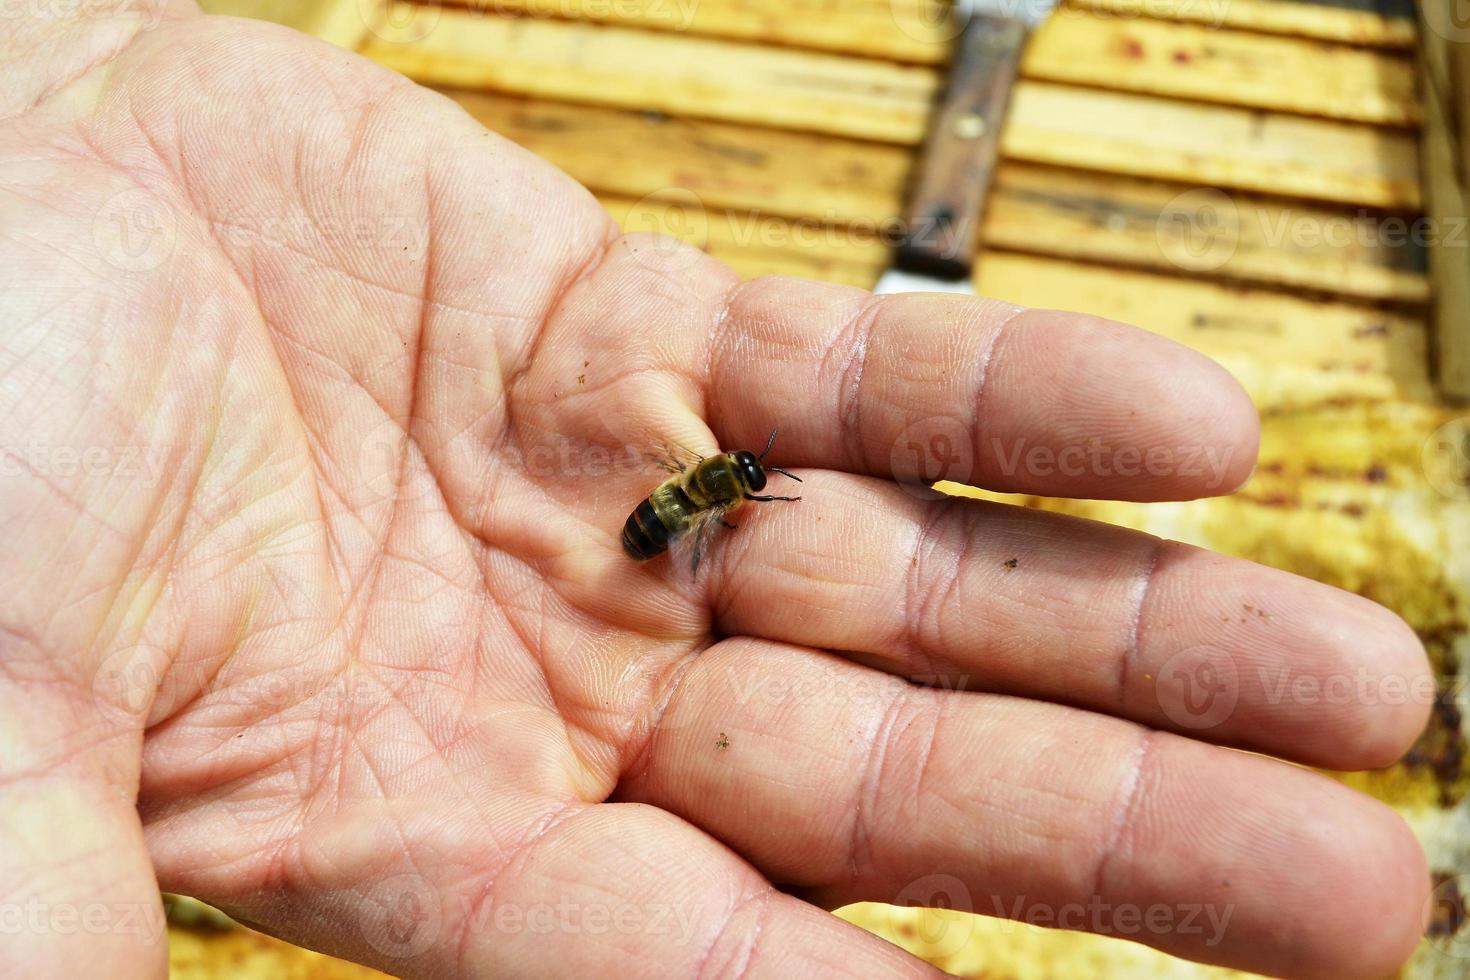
667,501,734,578
648,441,706,475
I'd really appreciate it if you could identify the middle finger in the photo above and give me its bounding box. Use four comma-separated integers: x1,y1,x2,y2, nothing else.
703,470,1429,769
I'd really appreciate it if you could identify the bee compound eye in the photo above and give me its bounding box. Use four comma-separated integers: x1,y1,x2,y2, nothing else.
745,459,767,492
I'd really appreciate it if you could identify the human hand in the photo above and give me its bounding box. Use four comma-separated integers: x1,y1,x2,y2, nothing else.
0,5,1432,978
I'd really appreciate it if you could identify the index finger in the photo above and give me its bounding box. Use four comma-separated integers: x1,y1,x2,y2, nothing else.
706,277,1258,501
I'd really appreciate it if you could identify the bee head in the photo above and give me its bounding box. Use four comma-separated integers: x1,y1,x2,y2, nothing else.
732,450,767,492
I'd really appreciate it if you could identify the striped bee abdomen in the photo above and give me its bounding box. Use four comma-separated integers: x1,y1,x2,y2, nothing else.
622,482,700,560
621,498,671,560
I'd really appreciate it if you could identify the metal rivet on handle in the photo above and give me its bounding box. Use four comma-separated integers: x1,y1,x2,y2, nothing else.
952,113,987,139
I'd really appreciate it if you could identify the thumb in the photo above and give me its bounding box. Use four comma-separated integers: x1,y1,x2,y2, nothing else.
0,676,165,977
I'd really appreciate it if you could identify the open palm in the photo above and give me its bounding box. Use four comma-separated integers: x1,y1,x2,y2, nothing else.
0,6,1433,979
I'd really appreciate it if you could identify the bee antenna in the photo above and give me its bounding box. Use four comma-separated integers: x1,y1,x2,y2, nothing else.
768,467,802,483
758,425,780,461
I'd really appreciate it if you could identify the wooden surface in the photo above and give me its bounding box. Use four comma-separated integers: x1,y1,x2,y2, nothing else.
1417,0,1470,401
364,11,939,143
451,0,960,63
452,93,1428,304
1069,0,1417,48
364,7,1425,209
191,1,1468,978
452,0,1420,58
1024,9,1419,126
421,1,1423,125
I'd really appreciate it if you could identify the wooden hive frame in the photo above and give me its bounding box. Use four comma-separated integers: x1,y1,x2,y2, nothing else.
1417,0,1470,401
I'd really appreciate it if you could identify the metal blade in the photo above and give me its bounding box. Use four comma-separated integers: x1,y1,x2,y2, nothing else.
874,268,974,295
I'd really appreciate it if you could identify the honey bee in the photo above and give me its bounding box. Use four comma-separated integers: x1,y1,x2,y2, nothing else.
621,427,802,574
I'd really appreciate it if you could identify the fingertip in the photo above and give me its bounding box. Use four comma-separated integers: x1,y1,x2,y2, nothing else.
1100,311,1261,499
1137,741,1430,979
982,310,1260,501
1282,582,1435,770
1339,601,1435,769
1301,795,1430,979
1140,549,1434,770
1207,368,1260,495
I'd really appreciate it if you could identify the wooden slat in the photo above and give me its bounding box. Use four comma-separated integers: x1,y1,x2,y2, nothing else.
364,7,938,143
454,92,1427,302
370,10,1423,209
435,0,1417,126
450,0,955,64
1004,82,1421,210
1417,6,1470,399
1024,9,1419,126
447,0,1418,61
1067,0,1416,50
449,90,909,224
984,164,1428,304
973,253,1433,408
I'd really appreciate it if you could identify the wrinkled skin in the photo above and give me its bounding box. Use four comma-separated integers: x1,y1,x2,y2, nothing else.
0,5,1434,978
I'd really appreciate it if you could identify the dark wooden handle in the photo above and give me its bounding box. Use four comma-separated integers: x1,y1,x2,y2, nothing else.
894,13,1028,279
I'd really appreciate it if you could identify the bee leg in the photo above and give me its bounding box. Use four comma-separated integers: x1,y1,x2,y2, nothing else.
744,494,801,502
